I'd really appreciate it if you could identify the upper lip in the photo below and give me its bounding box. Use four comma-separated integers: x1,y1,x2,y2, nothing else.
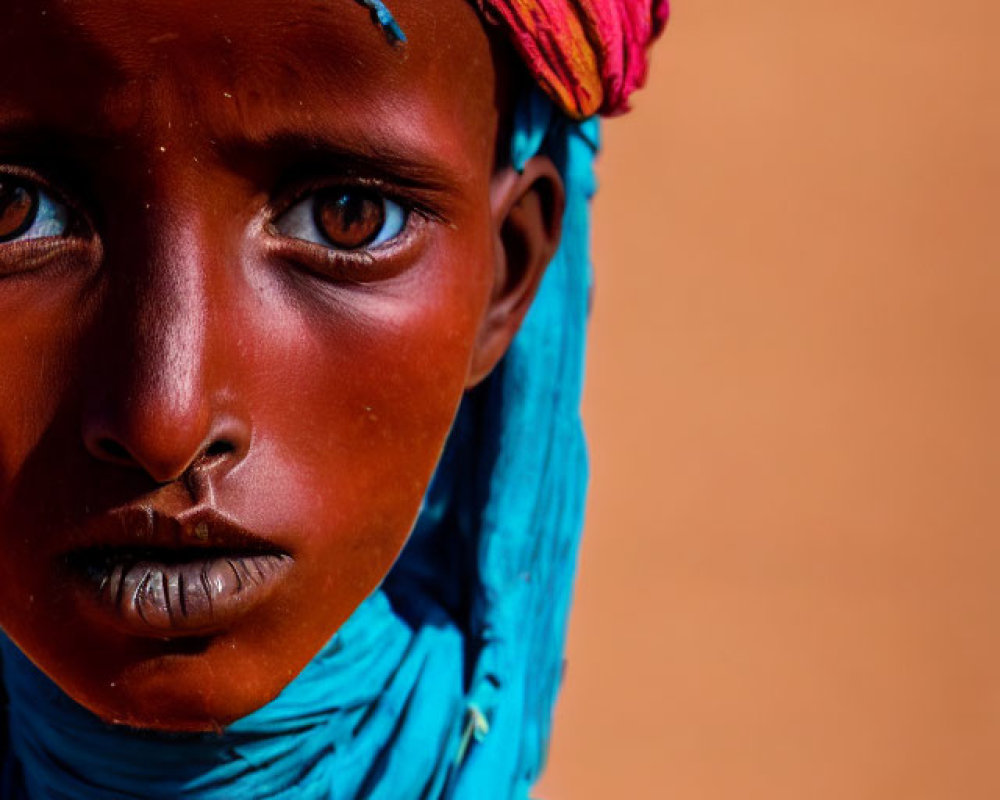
61,505,285,557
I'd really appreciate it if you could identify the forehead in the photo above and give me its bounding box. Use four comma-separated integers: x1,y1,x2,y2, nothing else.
0,0,499,172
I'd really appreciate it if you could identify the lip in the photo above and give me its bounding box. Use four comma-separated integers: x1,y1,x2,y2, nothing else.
62,506,293,637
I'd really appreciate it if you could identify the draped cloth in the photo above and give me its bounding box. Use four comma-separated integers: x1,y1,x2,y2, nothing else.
0,2,665,796
476,0,669,117
360,0,669,116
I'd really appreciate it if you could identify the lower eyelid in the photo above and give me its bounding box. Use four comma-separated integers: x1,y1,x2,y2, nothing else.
265,212,429,284
0,237,96,279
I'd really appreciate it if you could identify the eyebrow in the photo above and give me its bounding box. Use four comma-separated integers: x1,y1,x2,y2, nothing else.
215,128,467,193
0,117,469,195
0,120,118,158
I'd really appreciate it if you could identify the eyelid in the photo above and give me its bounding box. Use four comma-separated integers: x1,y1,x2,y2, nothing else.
271,168,449,224
0,165,67,200
264,203,430,285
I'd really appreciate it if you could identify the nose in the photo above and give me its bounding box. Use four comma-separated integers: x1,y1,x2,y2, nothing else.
81,214,250,485
84,410,250,486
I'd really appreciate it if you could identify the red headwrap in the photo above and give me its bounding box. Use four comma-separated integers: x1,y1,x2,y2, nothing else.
475,0,669,118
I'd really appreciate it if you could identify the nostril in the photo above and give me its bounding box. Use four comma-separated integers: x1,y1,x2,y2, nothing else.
204,440,236,459
97,438,133,463
84,414,249,483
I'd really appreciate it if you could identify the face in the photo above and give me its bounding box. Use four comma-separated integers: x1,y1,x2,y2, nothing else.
0,0,560,730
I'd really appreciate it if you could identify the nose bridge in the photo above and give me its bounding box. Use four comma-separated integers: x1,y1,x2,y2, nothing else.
134,221,209,449
84,206,239,483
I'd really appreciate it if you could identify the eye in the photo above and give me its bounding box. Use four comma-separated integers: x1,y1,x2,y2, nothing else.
274,187,407,251
0,177,71,243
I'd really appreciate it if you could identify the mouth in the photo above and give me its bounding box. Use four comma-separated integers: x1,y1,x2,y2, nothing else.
61,507,293,637
66,548,293,636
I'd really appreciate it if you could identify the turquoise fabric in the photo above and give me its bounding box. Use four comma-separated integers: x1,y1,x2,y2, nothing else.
356,1,407,42
0,86,598,799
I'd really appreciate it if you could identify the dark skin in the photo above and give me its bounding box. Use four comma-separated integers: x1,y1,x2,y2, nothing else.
0,0,563,731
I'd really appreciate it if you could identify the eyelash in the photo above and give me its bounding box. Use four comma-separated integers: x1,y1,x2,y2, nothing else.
0,169,434,284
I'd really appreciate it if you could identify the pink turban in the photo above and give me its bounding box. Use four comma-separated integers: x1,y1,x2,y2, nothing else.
475,0,669,118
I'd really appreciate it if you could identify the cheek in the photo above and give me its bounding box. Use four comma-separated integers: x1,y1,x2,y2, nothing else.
0,268,97,486
218,232,494,609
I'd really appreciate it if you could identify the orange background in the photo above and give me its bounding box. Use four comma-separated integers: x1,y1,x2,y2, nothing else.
537,1,1000,798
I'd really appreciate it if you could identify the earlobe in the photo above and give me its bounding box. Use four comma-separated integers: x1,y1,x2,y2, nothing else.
466,156,566,387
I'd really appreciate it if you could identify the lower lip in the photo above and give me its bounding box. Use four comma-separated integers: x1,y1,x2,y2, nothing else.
68,552,293,636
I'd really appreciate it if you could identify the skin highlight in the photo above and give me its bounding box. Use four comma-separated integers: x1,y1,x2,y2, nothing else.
0,0,563,731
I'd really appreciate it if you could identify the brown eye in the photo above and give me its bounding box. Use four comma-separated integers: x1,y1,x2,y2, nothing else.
0,180,38,242
314,188,386,250
274,186,407,252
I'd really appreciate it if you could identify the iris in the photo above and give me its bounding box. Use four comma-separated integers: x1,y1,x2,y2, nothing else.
275,187,407,251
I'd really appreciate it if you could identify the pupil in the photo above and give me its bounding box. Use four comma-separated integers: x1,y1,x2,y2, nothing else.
0,181,38,241
315,189,385,249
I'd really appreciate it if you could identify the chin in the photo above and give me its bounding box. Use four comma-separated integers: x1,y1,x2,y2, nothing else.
89,651,289,732
30,625,313,733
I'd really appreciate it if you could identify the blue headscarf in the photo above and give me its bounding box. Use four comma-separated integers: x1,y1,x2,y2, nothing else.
0,12,599,799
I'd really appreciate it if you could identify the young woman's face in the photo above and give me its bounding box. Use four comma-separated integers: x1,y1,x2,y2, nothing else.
0,0,550,729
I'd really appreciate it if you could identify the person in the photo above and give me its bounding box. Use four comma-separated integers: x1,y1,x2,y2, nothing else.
0,0,665,796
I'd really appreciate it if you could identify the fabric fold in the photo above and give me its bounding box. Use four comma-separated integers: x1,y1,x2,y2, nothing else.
476,0,669,117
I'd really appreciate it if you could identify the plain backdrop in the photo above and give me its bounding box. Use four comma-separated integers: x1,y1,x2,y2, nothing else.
537,1,1000,798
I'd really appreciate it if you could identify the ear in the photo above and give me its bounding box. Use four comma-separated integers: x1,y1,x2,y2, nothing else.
466,155,566,387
